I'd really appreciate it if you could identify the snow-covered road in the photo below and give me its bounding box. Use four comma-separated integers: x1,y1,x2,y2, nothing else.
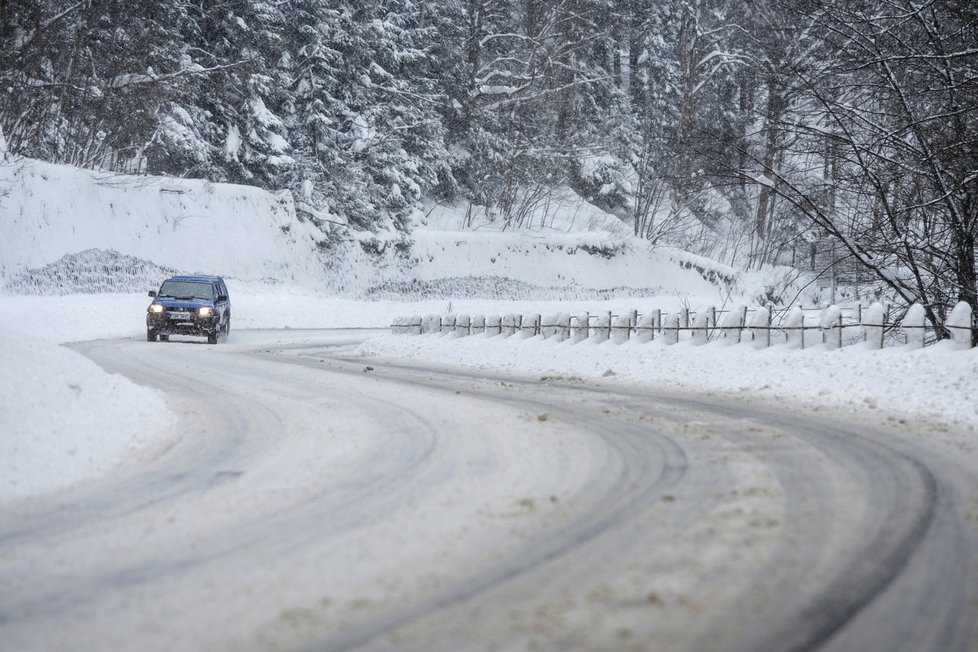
1,330,977,652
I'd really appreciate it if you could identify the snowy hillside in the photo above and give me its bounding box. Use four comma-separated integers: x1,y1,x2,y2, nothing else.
0,156,329,291
1,156,769,305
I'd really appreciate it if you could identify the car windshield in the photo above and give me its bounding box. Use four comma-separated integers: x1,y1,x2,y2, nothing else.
158,280,215,300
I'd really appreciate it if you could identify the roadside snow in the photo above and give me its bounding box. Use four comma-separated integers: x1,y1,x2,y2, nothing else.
2,290,977,506
358,330,978,431
0,326,171,502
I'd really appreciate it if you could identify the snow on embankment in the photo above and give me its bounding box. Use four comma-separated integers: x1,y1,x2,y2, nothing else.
0,156,327,292
0,326,171,503
359,334,978,429
370,195,745,303
404,231,722,298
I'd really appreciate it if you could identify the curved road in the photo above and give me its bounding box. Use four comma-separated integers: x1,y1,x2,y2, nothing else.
1,329,977,652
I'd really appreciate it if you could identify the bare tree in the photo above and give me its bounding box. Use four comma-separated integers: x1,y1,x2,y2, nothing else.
749,0,977,342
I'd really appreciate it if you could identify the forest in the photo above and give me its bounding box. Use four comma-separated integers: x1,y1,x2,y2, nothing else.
1,0,976,340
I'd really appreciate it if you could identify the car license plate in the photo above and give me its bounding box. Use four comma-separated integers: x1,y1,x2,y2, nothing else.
168,312,191,320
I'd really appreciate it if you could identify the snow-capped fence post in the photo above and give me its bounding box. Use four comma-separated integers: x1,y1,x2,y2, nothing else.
820,305,843,349
691,308,711,345
784,306,805,349
612,314,631,344
900,304,926,348
569,315,581,342
441,314,456,334
519,314,540,338
631,309,639,339
749,307,771,348
539,313,553,338
471,315,486,335
635,312,658,344
454,314,471,337
663,313,680,345
501,314,515,336
679,307,689,329
594,313,612,341
555,313,571,341
946,301,974,348
863,302,886,349
720,305,747,344
486,315,502,336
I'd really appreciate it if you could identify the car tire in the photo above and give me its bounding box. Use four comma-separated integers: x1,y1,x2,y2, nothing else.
159,334,169,342
208,332,218,345
147,329,157,342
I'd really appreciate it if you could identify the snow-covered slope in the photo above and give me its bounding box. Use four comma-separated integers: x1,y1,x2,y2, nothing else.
0,156,328,290
1,157,763,305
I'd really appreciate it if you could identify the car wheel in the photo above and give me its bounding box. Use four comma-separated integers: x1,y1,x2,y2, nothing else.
208,332,218,345
159,334,169,342
147,329,157,342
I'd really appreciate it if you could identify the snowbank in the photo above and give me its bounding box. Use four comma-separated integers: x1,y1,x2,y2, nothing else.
358,332,978,430
0,156,327,288
0,326,172,502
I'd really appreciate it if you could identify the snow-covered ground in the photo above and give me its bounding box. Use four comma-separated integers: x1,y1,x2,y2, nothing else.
2,290,976,505
1,155,975,506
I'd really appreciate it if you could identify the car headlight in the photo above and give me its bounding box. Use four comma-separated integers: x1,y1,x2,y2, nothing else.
198,307,214,317
149,304,164,314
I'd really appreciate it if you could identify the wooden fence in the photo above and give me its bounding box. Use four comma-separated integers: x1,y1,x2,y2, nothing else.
391,301,975,350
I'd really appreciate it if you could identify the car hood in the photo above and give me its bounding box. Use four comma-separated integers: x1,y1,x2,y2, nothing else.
153,298,214,310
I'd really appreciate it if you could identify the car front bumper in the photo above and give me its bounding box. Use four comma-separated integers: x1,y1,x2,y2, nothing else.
147,312,219,336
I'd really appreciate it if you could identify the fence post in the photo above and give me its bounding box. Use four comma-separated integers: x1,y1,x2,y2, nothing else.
572,314,588,343
692,307,711,345
784,307,805,350
901,303,926,348
442,314,456,334
471,315,485,335
946,301,974,348
485,315,501,335
863,302,885,350
720,304,747,344
555,313,571,341
820,305,842,349
749,307,771,348
612,314,631,344
636,312,657,344
663,313,680,345
594,313,612,341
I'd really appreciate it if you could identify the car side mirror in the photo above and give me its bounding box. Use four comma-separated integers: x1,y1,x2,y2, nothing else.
149,290,157,297
217,294,228,302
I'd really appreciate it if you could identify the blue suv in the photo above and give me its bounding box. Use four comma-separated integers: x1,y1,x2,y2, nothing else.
147,275,231,344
